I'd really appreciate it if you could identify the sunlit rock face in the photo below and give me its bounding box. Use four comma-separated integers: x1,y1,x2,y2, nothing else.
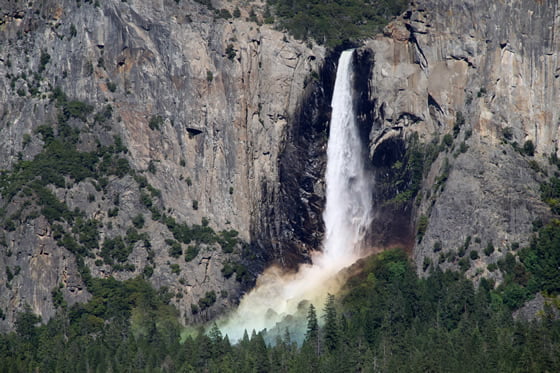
359,0,558,278
0,0,325,331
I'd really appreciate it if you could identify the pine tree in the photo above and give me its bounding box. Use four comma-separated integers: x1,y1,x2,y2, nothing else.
323,294,339,352
304,303,319,355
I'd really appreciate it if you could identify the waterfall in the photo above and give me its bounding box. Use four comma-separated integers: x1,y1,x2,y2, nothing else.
321,49,372,266
218,50,373,343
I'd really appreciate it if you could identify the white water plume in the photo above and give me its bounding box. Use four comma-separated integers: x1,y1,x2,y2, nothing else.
218,50,373,343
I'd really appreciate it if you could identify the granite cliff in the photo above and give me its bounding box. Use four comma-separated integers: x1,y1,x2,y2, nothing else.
356,0,560,282
1,0,559,331
0,0,325,331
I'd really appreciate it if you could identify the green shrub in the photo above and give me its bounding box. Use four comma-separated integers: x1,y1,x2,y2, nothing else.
442,133,453,148
101,236,131,264
453,112,465,138
523,140,535,156
148,115,164,130
458,257,470,271
132,214,145,229
416,215,429,243
185,245,199,262
143,265,154,278
271,0,408,47
106,80,116,92
191,303,199,314
108,207,119,217
147,160,156,174
226,44,236,61
198,290,216,311
221,262,235,278
484,242,495,256
4,219,16,231
94,104,113,123
140,192,152,208
470,250,479,260
423,257,432,271
217,8,232,19
502,127,514,141
63,100,94,122
38,50,50,73
167,240,182,258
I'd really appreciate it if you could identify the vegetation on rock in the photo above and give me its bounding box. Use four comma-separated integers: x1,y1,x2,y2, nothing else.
268,0,409,47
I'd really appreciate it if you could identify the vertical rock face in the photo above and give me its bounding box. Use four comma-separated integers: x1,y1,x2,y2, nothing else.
0,0,325,330
360,0,559,278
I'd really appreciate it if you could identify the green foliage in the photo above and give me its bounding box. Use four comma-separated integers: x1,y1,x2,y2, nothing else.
484,241,495,256
270,0,408,47
458,257,470,271
453,111,465,138
143,265,154,278
198,290,217,311
442,133,454,148
4,219,16,231
93,104,113,123
416,215,428,242
132,213,145,229
540,177,560,214
226,44,236,61
148,115,164,130
101,237,130,265
387,141,424,204
59,98,94,122
185,245,199,262
523,140,535,157
73,218,100,250
423,256,432,271
106,80,117,92
51,285,67,309
322,294,338,352
519,221,560,294
167,239,182,258
147,160,156,174
38,50,50,73
108,207,119,217
221,261,249,282
2,248,560,371
304,303,319,348
217,8,232,19
523,140,535,156
502,127,514,141
0,126,131,240
194,0,213,9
